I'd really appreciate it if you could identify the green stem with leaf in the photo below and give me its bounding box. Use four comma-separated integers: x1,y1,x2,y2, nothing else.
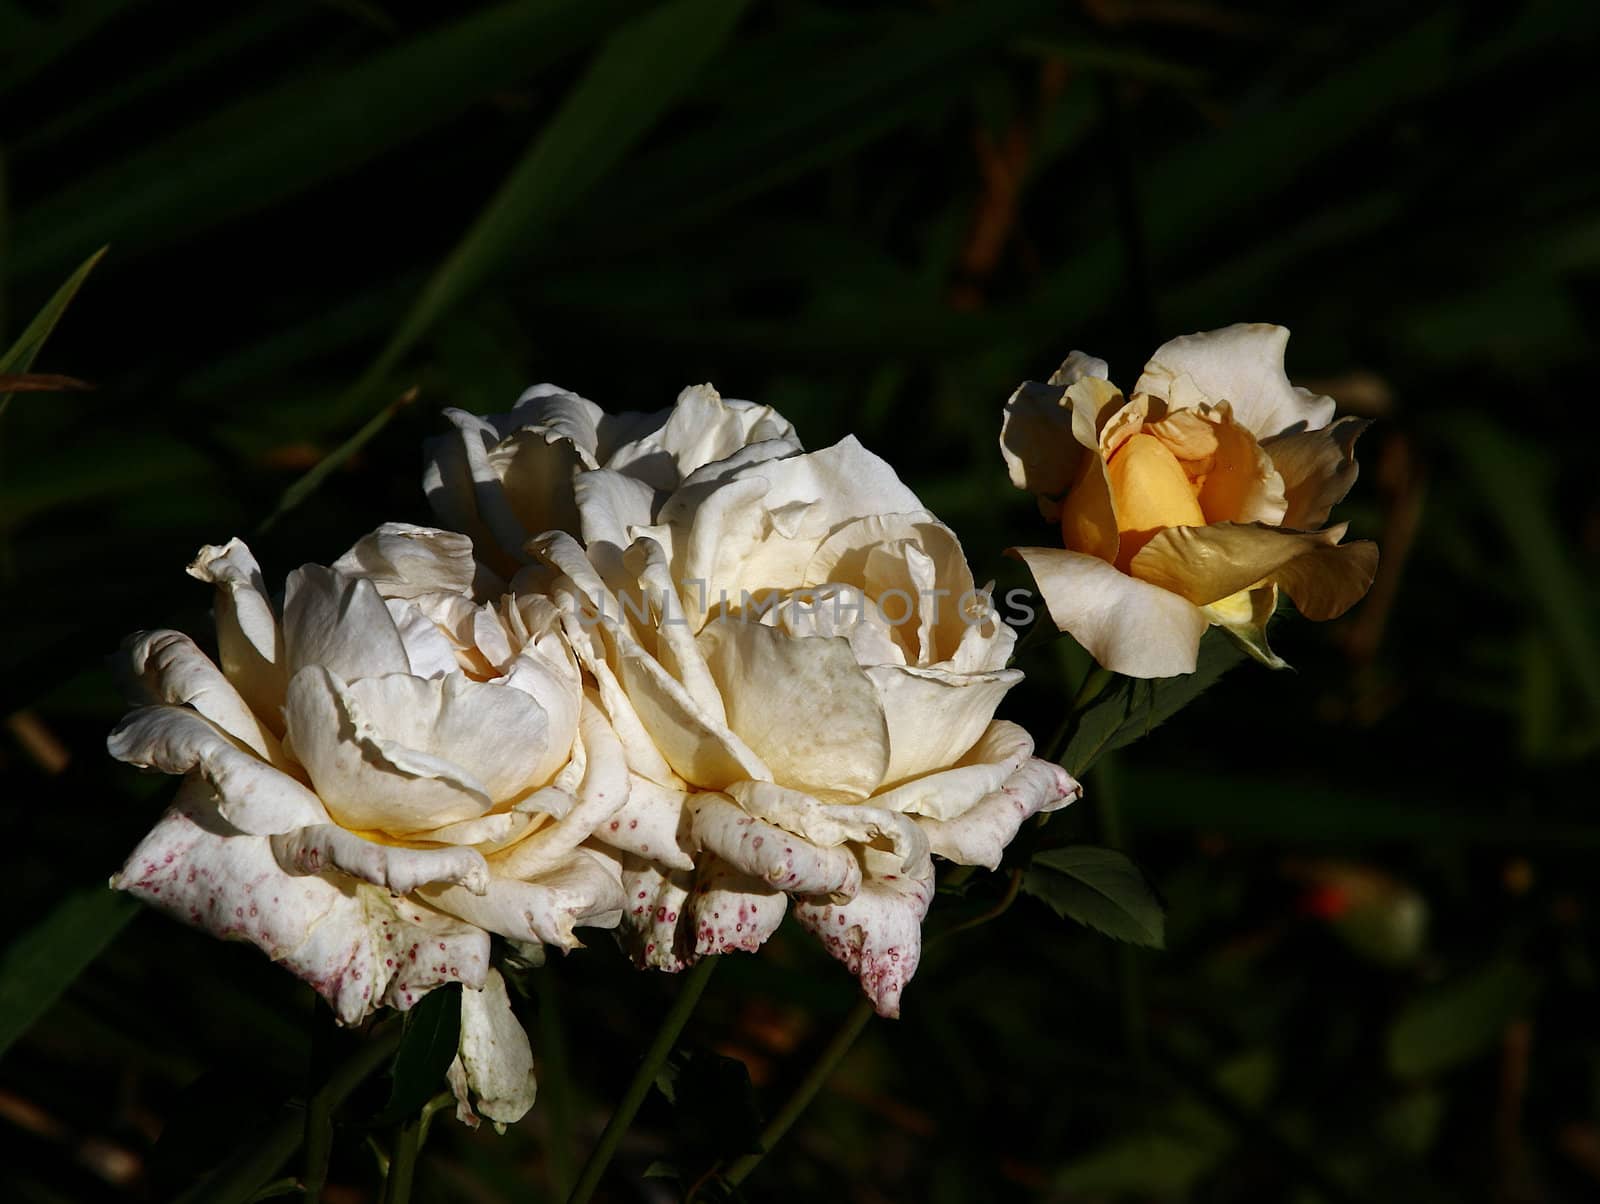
565,954,720,1204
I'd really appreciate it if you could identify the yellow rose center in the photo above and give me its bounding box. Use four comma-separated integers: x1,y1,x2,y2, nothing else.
1069,431,1204,572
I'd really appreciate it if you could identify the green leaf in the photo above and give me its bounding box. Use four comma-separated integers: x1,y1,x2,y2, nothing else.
1024,845,1165,948
1059,630,1245,778
263,0,750,528
1386,960,1537,1080
378,983,462,1123
0,886,139,1058
0,244,105,415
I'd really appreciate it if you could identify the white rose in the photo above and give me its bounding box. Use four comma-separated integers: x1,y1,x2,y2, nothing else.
422,382,800,575
107,523,631,1127
439,389,1079,1016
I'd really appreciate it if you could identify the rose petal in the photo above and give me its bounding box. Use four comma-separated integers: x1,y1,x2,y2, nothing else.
422,847,624,949
120,630,284,763
605,384,800,491
689,855,788,956
332,523,487,600
107,705,329,833
112,782,488,1024
917,755,1080,870
270,824,490,896
284,668,512,835
422,409,527,573
697,619,889,802
1047,350,1110,387
865,664,1019,787
283,565,412,681
492,694,632,878
385,599,462,680
1129,521,1351,609
1000,380,1084,498
794,854,934,1018
591,773,695,871
869,719,1032,821
449,968,537,1129
1264,415,1369,530
690,792,862,898
537,532,758,789
616,854,696,971
1011,546,1208,678
1197,585,1279,669
1134,323,1335,440
804,511,980,667
574,468,659,553
187,539,287,728
724,780,931,882
1273,537,1379,621
672,437,926,617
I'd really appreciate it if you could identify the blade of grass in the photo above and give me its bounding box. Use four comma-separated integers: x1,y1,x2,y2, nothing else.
0,887,139,1058
8,0,631,284
1446,415,1600,723
262,0,751,529
0,244,105,418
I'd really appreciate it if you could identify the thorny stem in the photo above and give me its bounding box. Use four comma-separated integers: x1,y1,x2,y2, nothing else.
564,955,720,1204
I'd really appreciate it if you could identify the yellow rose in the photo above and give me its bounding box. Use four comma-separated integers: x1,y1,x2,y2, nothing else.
1001,324,1378,677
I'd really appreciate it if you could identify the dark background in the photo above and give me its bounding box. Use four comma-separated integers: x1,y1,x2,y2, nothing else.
3,0,1599,1200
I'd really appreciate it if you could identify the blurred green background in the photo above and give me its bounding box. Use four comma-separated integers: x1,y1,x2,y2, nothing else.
4,0,1600,1200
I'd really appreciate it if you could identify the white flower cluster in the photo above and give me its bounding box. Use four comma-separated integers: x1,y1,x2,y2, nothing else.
109,382,1079,1127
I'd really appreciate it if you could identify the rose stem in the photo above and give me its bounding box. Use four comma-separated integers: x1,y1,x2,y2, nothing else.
709,867,1029,1197
383,1109,425,1204
174,1022,402,1204
720,994,876,1192
564,954,720,1204
538,969,578,1199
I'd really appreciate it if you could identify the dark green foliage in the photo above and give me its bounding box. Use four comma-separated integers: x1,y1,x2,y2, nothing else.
1024,845,1166,948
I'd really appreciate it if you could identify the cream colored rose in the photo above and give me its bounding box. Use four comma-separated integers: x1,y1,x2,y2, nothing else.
1001,324,1378,677
107,523,631,1127
423,383,800,576
479,410,1080,1016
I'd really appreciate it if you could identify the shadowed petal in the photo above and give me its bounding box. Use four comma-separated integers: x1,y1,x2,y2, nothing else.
120,629,283,764
187,539,287,728
794,854,934,1018
107,705,328,833
449,968,537,1129
1264,415,1369,530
